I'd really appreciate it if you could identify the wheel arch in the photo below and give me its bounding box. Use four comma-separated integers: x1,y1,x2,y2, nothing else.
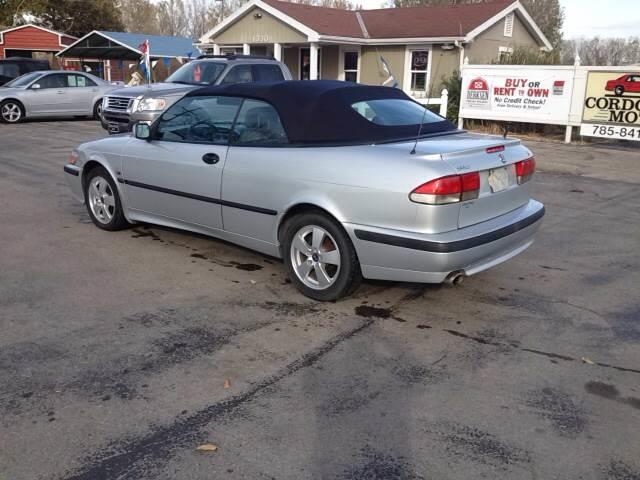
80,158,132,222
0,98,26,119
277,202,345,243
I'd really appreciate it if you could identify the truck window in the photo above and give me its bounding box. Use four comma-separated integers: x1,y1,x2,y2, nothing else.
252,64,284,82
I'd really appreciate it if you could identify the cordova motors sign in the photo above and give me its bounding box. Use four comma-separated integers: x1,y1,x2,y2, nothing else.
581,71,640,141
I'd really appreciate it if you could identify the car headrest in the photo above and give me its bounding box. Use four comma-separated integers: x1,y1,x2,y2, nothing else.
244,106,279,130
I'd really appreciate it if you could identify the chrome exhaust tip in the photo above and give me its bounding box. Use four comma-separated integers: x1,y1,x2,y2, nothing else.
444,271,466,286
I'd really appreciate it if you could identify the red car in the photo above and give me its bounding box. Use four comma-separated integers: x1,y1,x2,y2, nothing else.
606,74,640,96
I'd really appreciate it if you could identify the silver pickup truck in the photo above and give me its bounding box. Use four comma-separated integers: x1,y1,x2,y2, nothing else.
100,54,292,134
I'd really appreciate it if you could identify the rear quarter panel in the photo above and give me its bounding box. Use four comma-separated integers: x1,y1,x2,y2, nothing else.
221,141,461,245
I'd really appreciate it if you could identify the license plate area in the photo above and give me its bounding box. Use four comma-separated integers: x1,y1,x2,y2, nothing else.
487,166,511,193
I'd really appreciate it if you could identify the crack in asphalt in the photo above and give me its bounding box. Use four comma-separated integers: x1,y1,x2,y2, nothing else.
443,329,640,375
61,318,375,480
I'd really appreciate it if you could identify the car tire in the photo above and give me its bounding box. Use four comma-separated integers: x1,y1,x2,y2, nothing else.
93,100,103,120
0,99,24,123
282,211,362,301
84,166,129,231
615,86,624,96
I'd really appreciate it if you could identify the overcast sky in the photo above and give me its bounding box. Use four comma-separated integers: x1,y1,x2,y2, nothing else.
353,0,640,39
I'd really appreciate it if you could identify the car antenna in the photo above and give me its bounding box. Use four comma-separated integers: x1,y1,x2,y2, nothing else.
410,50,443,155
502,123,509,139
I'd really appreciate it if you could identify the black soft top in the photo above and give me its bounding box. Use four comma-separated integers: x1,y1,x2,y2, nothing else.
186,80,456,145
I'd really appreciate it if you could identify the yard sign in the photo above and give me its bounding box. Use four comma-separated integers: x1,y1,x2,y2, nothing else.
460,66,575,126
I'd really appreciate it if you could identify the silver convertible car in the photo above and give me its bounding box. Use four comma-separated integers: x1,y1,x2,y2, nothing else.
64,81,544,301
0,70,115,123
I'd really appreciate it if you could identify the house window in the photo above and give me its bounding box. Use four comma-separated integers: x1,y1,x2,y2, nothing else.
410,50,429,93
300,47,322,80
343,51,359,82
499,46,514,62
504,13,514,37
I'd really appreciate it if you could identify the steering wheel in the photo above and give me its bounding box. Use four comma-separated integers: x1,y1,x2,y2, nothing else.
189,121,218,141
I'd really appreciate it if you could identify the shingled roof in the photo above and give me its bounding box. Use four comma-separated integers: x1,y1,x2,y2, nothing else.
261,0,516,39
202,0,551,50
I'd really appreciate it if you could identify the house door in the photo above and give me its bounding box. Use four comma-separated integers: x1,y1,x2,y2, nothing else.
299,47,322,80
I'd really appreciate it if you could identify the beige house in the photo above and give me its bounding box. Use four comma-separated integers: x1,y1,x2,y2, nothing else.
198,0,551,102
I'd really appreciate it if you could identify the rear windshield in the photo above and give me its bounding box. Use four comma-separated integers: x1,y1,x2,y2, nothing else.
3,72,42,88
166,61,226,86
351,99,443,126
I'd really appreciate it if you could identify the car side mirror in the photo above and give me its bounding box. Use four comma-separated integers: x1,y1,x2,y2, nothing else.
134,122,151,141
31,83,41,90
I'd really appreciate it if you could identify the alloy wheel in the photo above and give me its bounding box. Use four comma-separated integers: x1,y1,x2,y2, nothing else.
88,176,116,224
1,102,22,123
290,225,341,290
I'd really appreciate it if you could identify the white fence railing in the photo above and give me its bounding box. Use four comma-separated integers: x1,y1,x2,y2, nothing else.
413,89,449,118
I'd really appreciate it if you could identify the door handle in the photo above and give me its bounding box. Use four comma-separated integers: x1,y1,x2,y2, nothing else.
202,153,220,165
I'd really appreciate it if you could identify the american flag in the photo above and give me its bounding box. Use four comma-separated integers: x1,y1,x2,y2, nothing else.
138,39,151,82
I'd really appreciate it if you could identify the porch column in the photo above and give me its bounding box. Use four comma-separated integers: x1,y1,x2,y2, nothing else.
243,43,250,55
273,43,282,61
309,42,319,80
212,44,220,55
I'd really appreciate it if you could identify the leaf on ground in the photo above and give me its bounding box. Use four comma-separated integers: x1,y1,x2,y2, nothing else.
196,443,218,452
581,357,595,365
224,378,231,389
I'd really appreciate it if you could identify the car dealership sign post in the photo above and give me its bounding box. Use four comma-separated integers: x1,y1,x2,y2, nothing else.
459,64,640,143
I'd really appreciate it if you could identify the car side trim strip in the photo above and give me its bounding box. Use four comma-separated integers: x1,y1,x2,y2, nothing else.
118,178,278,216
64,165,80,176
354,207,545,253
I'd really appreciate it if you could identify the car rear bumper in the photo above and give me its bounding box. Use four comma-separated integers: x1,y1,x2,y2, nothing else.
346,199,545,283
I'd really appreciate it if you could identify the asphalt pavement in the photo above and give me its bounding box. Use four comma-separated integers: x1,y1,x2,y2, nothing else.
0,120,638,480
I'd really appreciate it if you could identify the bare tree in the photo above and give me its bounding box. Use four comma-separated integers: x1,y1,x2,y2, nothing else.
185,0,217,39
157,0,188,36
119,0,161,34
288,0,355,8
562,37,640,66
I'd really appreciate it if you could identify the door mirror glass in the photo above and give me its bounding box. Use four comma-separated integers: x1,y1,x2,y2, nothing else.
31,83,41,90
134,122,151,140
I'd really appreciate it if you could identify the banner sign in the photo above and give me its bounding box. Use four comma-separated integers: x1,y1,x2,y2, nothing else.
460,67,575,125
580,71,640,141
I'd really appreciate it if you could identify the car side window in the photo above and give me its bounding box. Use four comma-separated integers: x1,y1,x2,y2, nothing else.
231,99,288,146
252,64,284,81
38,74,68,89
155,95,243,145
0,63,20,77
68,74,96,87
220,65,253,84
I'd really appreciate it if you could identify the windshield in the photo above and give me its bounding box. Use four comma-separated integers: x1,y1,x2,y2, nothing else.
3,72,42,88
166,61,226,86
351,99,443,126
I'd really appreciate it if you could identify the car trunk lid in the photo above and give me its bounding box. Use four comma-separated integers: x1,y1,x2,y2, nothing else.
413,133,533,229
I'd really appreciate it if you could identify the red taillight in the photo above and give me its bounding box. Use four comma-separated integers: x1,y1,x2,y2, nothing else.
410,172,480,205
460,172,480,201
515,157,536,184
